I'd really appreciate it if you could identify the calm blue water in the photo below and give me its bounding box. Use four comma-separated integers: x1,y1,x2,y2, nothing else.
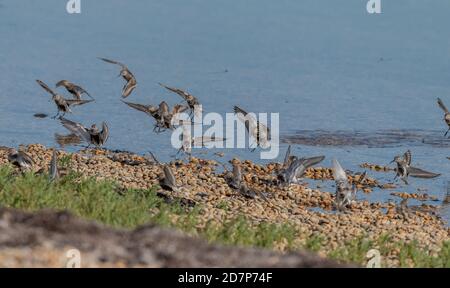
0,0,450,223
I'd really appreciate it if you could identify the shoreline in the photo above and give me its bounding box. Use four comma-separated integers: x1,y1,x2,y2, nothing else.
0,144,449,267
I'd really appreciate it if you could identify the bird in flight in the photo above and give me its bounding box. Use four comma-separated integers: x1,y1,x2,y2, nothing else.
99,57,137,98
122,100,160,120
159,83,201,117
36,80,93,119
391,150,440,185
58,117,109,148
437,98,450,136
56,80,94,100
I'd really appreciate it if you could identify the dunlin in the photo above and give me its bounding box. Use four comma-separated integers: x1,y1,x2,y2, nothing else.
228,161,242,190
59,117,109,148
99,57,137,98
277,146,324,185
278,155,325,185
234,106,271,150
158,102,189,132
159,165,178,192
159,83,201,117
49,149,59,181
437,98,450,136
8,145,34,171
56,80,94,100
391,150,440,185
36,80,93,118
332,159,360,211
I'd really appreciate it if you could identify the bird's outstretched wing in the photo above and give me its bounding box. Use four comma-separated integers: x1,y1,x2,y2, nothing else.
98,57,127,69
332,159,348,182
122,100,155,116
36,80,57,97
303,156,325,169
159,101,170,115
59,117,91,143
20,151,35,166
437,98,449,113
74,84,92,98
162,165,177,191
122,81,137,98
234,106,270,143
159,83,191,101
283,145,292,167
100,122,109,144
66,99,94,107
403,150,412,166
234,106,255,135
408,166,440,179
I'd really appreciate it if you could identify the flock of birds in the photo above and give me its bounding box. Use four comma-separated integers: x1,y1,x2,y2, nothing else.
4,57,450,211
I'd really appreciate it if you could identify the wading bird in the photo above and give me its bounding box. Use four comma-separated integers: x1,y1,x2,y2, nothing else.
278,155,325,185
159,165,179,192
49,149,59,181
159,83,201,117
332,159,361,211
437,98,450,136
391,150,440,185
277,145,324,185
36,80,93,118
56,80,94,100
58,117,109,148
8,145,34,171
99,57,137,98
227,161,242,190
234,106,271,150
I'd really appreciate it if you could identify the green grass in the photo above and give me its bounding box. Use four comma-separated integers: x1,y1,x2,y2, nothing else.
0,165,448,267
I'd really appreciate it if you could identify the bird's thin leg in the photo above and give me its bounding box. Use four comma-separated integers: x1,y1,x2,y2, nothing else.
445,127,450,137
51,111,60,120
401,177,408,185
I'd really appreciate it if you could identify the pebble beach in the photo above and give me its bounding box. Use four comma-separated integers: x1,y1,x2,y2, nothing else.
1,144,448,267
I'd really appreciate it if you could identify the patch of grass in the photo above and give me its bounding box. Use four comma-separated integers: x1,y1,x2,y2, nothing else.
328,234,450,268
203,216,297,249
0,166,161,228
304,234,324,253
397,240,450,268
59,154,72,168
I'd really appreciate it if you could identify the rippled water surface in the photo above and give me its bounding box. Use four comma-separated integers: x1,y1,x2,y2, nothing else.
1,0,450,223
